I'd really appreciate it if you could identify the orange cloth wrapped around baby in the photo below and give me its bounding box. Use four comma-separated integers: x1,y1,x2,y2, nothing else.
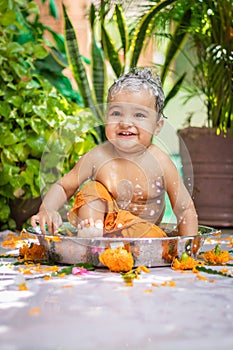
68,181,166,238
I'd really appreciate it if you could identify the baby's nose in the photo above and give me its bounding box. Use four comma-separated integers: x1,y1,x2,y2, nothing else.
119,115,133,126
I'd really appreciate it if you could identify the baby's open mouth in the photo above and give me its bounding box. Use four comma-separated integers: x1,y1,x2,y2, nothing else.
118,131,136,136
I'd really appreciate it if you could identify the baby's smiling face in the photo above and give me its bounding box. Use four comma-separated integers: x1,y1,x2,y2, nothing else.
105,88,162,153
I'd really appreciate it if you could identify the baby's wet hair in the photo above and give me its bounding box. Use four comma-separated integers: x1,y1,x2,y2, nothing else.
108,67,165,120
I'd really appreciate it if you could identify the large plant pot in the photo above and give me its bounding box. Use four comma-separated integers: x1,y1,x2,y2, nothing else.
10,197,42,230
178,127,233,227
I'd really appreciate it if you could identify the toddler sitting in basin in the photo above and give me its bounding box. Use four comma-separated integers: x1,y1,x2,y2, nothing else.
31,68,198,238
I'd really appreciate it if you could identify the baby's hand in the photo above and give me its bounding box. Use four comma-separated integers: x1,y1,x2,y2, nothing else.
30,210,62,235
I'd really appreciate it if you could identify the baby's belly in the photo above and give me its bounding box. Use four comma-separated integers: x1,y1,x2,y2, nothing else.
116,196,166,224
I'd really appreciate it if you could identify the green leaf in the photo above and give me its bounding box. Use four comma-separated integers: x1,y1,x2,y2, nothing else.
196,266,233,278
49,0,59,19
164,73,186,108
160,9,192,84
7,95,24,108
90,2,106,108
33,44,48,60
21,101,33,114
1,9,15,26
0,131,18,147
101,24,122,77
20,159,40,197
0,169,10,186
27,1,40,15
49,47,68,68
91,28,106,109
0,102,11,118
11,142,30,162
0,198,11,222
89,3,95,29
181,252,189,262
63,4,102,121
115,4,128,62
129,0,177,68
214,245,221,256
32,105,47,119
0,184,15,199
26,133,47,153
10,61,27,77
9,173,25,189
7,42,24,55
1,148,19,164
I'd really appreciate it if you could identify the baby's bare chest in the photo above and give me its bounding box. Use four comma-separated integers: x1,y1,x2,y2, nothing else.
93,158,165,202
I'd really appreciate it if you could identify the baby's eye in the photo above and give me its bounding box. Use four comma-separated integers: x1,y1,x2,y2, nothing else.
135,112,146,119
110,110,121,117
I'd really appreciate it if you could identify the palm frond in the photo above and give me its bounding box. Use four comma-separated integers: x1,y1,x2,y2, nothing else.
62,4,102,121
115,4,128,64
160,8,192,84
129,0,177,68
101,24,123,77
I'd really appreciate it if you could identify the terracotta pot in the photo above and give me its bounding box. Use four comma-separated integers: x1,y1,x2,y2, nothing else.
178,127,233,227
10,197,42,230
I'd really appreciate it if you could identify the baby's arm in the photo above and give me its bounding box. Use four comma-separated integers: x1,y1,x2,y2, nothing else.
162,155,198,236
31,154,93,234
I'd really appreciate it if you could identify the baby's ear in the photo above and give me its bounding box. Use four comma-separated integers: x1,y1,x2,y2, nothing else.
154,119,164,136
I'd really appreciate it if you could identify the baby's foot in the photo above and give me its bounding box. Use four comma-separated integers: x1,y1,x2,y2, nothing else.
77,218,103,238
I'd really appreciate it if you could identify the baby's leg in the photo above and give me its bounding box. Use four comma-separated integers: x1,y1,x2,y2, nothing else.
71,199,106,237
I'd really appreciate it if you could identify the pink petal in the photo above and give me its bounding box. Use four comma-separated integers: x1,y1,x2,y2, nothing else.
72,267,90,275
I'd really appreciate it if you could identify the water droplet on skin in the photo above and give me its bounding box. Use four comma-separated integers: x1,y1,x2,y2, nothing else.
156,199,161,204
117,223,123,228
149,210,155,216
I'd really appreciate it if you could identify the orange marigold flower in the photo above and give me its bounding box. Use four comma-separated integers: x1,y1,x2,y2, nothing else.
99,247,134,272
203,245,230,264
172,253,201,271
18,243,45,262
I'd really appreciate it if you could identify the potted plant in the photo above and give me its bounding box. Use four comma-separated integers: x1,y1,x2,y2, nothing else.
0,0,98,230
174,0,233,227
